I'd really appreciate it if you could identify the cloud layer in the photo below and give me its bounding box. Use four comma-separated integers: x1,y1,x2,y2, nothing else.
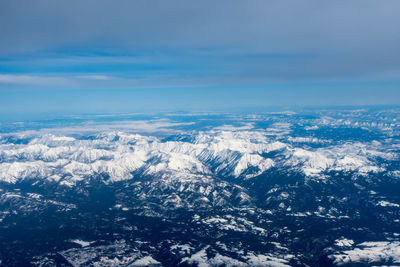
1,1,400,110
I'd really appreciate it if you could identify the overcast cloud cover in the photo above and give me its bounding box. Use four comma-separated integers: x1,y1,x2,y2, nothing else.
0,0,399,116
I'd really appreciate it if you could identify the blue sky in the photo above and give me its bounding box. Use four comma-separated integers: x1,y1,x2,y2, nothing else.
1,0,399,118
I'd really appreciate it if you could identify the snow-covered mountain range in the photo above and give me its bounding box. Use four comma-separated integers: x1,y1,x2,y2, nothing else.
0,127,396,186
0,108,399,266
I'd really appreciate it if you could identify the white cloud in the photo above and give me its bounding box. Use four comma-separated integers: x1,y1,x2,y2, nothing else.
0,74,70,86
76,75,113,80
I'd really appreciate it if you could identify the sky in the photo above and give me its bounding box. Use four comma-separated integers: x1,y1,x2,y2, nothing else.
1,0,400,118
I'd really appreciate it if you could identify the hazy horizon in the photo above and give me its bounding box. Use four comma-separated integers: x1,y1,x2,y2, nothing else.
1,0,400,117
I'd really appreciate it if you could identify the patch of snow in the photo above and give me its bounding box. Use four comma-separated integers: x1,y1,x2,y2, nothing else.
334,238,354,247
377,200,400,207
70,239,92,247
330,241,400,265
131,256,161,266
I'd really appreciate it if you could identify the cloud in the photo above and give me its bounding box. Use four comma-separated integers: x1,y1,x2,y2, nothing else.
0,74,70,86
1,0,400,80
0,0,400,108
1,1,399,53
0,72,215,90
31,119,196,134
76,75,112,80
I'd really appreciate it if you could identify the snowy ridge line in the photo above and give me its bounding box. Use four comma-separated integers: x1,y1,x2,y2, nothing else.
0,128,396,185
